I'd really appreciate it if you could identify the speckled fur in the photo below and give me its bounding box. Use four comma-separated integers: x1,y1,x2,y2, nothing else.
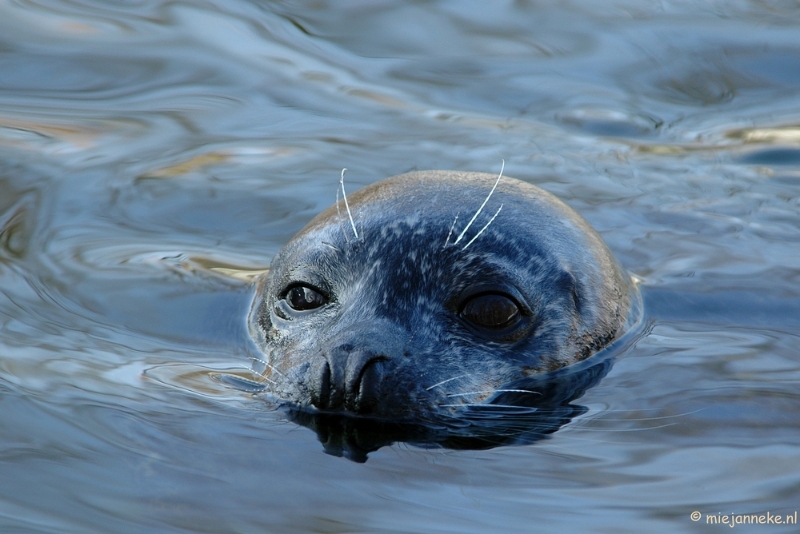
249,171,637,419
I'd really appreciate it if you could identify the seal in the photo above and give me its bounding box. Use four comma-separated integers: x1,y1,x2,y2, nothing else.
248,169,638,420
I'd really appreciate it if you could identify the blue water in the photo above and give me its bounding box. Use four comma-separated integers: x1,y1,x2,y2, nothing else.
1,1,799,532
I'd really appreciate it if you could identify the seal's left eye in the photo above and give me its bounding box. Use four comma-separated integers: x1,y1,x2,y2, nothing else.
285,285,327,311
460,293,520,329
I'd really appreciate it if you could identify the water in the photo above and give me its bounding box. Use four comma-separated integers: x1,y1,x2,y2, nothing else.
1,0,799,532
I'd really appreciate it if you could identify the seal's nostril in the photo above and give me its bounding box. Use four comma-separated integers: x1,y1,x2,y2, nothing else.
312,360,332,410
311,353,386,413
349,357,386,414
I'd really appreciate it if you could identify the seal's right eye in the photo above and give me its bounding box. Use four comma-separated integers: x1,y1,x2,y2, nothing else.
284,285,327,311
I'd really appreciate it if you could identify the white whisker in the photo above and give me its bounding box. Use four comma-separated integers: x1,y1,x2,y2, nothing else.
462,204,502,250
339,168,359,239
426,374,471,391
219,362,276,385
439,403,538,410
245,360,269,379
474,404,538,411
574,422,681,432
243,366,277,385
446,390,505,398
439,403,491,408
335,187,350,243
453,159,504,245
249,355,286,379
442,212,460,248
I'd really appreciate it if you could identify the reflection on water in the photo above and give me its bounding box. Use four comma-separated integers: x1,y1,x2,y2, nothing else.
1,0,799,532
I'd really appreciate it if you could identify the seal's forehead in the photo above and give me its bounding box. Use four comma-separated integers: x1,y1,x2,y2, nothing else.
278,194,551,288
286,208,449,258
297,170,575,239
349,170,566,208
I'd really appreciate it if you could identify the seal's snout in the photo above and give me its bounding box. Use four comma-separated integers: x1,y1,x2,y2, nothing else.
311,345,390,415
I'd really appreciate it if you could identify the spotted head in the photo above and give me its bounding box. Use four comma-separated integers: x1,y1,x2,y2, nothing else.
248,170,636,419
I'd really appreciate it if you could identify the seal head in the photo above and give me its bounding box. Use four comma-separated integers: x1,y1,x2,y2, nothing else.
249,171,636,419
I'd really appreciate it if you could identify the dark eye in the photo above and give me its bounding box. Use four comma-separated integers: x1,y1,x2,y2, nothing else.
460,293,520,329
285,285,327,311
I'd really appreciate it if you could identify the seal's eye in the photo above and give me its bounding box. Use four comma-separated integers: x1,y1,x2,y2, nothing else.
285,285,327,311
460,293,520,329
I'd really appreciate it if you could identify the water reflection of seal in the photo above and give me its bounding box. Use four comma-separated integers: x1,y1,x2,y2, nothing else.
248,169,639,420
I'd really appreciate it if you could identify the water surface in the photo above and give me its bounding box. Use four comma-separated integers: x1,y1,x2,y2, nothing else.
1,1,799,532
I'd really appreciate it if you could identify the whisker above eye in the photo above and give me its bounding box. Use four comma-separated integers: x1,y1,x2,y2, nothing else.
462,204,503,250
453,159,504,246
339,168,359,240
442,211,460,249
